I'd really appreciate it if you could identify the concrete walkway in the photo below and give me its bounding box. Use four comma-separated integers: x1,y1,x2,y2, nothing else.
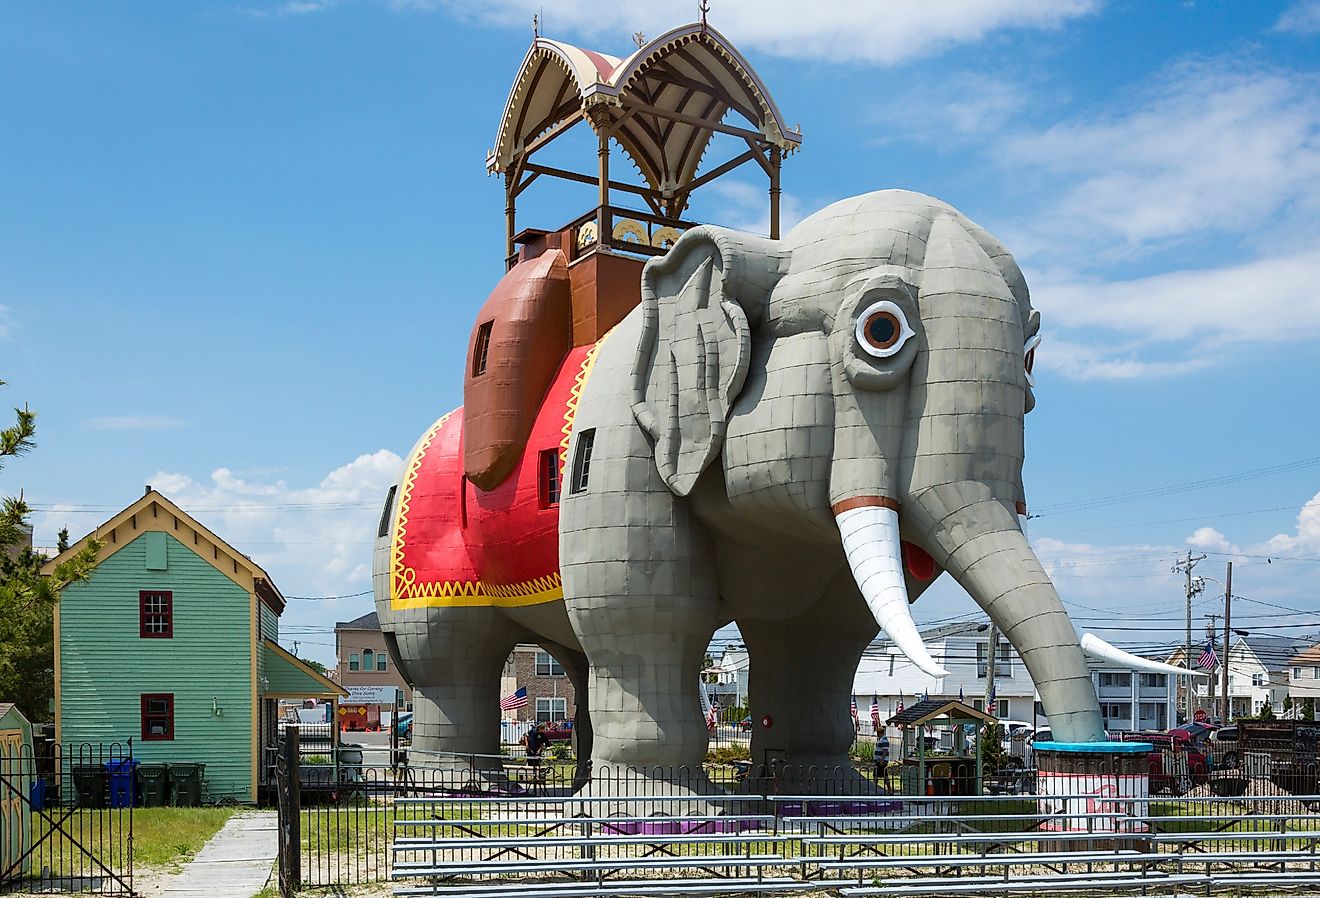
161,810,277,897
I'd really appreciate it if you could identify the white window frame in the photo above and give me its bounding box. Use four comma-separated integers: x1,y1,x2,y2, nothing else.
976,642,1013,678
535,651,564,677
535,697,567,723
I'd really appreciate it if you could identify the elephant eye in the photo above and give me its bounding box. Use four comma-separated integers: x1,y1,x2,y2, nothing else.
1024,333,1041,387
855,300,913,359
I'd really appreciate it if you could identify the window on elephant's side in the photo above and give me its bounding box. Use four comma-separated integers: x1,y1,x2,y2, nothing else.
538,449,561,507
472,321,493,376
571,430,595,493
378,485,397,538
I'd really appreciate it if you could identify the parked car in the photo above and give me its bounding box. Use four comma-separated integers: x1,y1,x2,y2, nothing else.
1119,730,1211,793
395,712,413,741
739,716,752,732
541,720,574,742
1210,724,1239,768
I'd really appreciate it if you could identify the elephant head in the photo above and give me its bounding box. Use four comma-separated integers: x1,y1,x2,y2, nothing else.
632,190,1113,742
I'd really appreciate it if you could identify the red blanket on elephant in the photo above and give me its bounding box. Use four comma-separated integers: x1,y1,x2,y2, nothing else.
387,342,603,609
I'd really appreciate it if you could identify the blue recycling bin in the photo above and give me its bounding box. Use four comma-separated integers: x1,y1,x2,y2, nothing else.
105,758,139,808
30,777,46,812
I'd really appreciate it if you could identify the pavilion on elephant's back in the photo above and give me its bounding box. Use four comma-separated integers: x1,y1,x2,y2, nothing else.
385,17,802,608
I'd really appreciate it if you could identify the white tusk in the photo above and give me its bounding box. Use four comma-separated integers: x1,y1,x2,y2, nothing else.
837,505,949,679
1082,632,1210,677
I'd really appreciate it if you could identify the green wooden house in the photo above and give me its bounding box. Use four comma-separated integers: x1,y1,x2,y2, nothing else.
43,489,345,802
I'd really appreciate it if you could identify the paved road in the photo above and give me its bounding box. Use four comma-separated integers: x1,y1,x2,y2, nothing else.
160,810,276,897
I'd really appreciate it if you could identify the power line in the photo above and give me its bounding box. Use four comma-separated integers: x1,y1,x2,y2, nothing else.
285,590,373,601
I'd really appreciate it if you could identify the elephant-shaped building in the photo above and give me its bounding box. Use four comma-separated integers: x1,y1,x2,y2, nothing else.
372,20,1190,796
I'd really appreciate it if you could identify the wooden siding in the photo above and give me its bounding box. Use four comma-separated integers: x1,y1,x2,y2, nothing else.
262,642,343,697
260,604,279,643
58,532,255,801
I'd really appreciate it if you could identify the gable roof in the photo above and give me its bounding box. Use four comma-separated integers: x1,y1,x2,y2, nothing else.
1290,643,1320,666
40,489,286,614
887,698,996,727
335,611,379,631
1240,634,1317,673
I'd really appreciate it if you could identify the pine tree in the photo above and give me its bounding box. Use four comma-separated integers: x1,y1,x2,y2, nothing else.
1303,697,1316,721
1283,695,1294,716
1,380,101,720
1258,700,1275,721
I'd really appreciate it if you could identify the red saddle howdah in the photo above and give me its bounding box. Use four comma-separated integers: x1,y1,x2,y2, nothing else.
388,340,605,610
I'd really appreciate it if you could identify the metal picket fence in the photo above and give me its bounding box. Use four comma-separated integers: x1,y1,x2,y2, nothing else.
0,741,134,896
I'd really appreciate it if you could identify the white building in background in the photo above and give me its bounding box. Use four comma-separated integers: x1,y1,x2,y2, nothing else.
1187,634,1313,719
703,646,748,708
1087,663,1177,732
1287,643,1320,712
851,622,1036,735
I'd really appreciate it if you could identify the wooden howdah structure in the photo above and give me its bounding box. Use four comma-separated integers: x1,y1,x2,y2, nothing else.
887,698,996,797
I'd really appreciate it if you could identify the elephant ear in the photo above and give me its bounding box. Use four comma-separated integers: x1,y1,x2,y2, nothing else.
631,226,785,496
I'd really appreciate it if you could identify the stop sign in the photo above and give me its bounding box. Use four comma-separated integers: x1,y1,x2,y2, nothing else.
1194,708,1208,723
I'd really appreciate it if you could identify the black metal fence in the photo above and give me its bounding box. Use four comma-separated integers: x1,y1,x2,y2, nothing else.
0,740,134,896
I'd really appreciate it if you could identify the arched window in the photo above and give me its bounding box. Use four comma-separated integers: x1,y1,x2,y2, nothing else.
362,649,374,672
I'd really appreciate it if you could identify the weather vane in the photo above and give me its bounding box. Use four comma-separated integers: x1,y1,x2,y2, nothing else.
699,0,709,28
532,13,538,38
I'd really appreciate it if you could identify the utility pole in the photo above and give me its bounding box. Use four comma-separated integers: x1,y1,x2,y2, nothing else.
1221,562,1233,723
1172,551,1207,722
1205,613,1221,718
984,623,999,717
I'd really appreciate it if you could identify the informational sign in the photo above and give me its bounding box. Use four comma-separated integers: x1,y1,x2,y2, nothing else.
345,685,400,705
1036,771,1150,833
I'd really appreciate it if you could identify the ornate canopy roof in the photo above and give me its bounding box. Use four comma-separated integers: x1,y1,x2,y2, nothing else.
487,22,802,199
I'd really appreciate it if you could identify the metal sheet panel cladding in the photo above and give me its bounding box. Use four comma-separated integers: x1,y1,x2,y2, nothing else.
370,21,1181,797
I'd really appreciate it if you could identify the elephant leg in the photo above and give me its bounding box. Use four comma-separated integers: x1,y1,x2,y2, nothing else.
403,607,527,784
561,491,722,798
740,570,878,794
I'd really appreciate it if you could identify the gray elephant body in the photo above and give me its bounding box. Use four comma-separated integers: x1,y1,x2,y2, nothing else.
376,189,1106,794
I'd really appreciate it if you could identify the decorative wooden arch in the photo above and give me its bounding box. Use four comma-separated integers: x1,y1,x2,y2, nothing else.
486,21,802,259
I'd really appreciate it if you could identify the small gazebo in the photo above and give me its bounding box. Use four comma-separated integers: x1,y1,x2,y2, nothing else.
487,18,802,264
887,698,997,797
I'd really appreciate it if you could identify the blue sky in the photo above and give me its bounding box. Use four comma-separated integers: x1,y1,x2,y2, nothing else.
4,0,1320,666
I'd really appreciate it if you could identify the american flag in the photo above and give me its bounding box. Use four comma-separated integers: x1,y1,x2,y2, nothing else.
850,697,859,728
870,695,881,732
987,682,997,716
896,693,904,715
706,699,720,731
1196,639,1219,671
499,686,528,711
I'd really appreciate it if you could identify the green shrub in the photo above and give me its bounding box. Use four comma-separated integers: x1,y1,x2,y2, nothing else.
706,745,751,764
850,740,876,761
302,754,331,765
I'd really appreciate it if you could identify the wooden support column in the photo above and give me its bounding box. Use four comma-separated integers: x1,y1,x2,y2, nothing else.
596,122,610,248
768,146,782,240
504,171,516,262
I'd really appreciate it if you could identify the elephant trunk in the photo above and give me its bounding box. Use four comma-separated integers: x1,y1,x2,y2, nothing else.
835,503,949,679
907,486,1106,743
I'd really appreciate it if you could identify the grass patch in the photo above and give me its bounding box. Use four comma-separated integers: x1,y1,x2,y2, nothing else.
27,806,238,876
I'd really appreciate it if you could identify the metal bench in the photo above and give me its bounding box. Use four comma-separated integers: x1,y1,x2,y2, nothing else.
392,854,787,877
394,875,802,897
837,870,1211,896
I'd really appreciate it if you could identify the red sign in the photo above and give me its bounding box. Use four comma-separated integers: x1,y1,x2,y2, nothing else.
1194,709,1207,723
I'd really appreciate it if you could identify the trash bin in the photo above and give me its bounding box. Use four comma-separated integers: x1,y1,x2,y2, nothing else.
137,764,170,807
72,765,107,808
30,777,46,812
105,759,139,809
168,763,205,807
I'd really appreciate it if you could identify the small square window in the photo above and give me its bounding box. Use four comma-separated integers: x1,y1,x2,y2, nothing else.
140,591,173,639
571,429,595,494
472,321,494,376
349,654,360,671
535,651,564,676
141,693,174,741
539,449,562,507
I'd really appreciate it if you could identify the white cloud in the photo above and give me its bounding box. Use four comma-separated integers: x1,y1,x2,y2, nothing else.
1003,61,1320,255
85,416,185,431
1276,0,1320,34
1187,527,1232,552
39,450,404,665
1259,490,1320,556
1031,245,1320,353
700,179,806,236
1034,337,1211,381
432,0,1099,66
